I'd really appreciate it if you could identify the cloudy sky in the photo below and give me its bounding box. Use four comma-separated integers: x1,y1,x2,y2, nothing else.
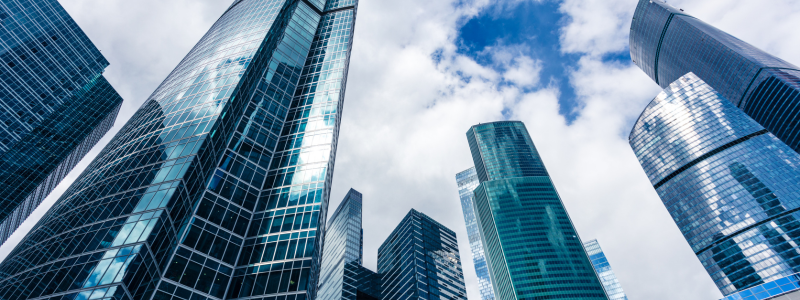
3,0,800,299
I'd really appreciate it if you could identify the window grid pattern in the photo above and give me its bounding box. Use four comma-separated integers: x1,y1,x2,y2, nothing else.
0,0,123,246
317,189,363,300
722,271,800,300
466,122,548,183
583,240,627,300
629,73,800,295
378,210,467,300
455,167,495,300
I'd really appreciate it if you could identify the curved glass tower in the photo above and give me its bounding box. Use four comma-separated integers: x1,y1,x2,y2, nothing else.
0,0,123,245
455,167,494,300
0,0,358,300
630,0,800,153
629,73,800,295
466,121,607,300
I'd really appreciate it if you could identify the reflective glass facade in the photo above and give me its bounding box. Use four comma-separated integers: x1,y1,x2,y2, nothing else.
467,121,607,300
342,262,380,300
0,0,123,245
378,209,466,300
0,0,358,299
317,189,363,300
582,240,627,300
629,73,800,295
454,167,494,300
630,0,800,153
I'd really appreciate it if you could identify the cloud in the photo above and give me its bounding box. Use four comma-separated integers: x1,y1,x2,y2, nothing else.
559,0,636,56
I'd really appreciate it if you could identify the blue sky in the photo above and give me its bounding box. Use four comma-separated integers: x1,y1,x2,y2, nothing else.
3,1,800,300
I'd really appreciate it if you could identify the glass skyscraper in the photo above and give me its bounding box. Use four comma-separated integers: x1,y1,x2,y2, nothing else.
454,167,494,300
630,0,800,153
0,0,123,245
317,189,369,300
583,240,627,300
629,72,800,295
0,0,358,300
466,121,607,300
378,209,466,300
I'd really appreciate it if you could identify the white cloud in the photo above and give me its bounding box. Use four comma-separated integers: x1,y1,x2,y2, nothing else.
559,0,637,56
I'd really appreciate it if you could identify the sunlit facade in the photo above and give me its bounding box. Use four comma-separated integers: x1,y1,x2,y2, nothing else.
630,0,800,153
0,0,358,299
378,209,466,300
455,167,494,300
0,0,122,245
466,121,607,300
629,73,800,295
583,240,627,300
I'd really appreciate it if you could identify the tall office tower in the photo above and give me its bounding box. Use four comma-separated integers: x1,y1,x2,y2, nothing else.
583,240,627,300
630,0,800,153
0,0,358,299
378,209,466,300
317,189,367,300
466,121,607,300
629,72,800,296
0,0,123,245
454,167,495,300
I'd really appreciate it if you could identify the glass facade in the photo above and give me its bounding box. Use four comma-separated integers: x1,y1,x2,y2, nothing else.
377,209,466,300
466,121,607,300
630,0,800,153
342,262,381,300
317,189,364,300
454,167,494,300
721,272,800,300
0,0,123,245
629,73,800,295
582,240,627,300
0,0,358,300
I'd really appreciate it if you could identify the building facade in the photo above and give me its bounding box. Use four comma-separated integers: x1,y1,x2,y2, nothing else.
0,0,358,300
630,0,800,153
317,189,366,300
583,240,627,300
378,209,466,300
629,73,800,295
467,121,607,300
342,262,381,300
454,167,494,300
0,0,123,245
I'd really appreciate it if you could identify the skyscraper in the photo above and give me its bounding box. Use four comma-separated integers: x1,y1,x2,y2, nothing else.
455,167,494,300
466,121,607,300
0,0,358,300
317,189,371,300
629,72,800,295
0,0,123,245
378,209,466,300
583,239,627,300
630,0,800,153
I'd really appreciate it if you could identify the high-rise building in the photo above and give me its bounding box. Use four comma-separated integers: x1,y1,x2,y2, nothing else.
378,209,466,300
0,0,123,245
466,121,607,300
630,0,800,153
583,239,627,300
455,167,495,300
0,0,358,300
317,188,370,300
629,72,800,295
343,262,381,300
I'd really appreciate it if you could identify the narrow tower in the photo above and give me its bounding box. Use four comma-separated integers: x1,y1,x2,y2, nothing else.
583,240,627,300
0,1,358,300
466,121,607,300
455,167,495,300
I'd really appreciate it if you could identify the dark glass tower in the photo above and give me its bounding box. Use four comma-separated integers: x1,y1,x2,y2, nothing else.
466,121,607,300
378,209,466,300
454,167,494,300
629,73,800,295
0,0,358,300
630,0,800,153
0,0,123,245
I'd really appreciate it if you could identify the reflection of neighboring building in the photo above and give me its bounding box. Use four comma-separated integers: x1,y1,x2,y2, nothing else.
0,0,123,245
455,167,495,300
0,0,360,299
583,239,628,300
466,121,607,300
629,73,800,296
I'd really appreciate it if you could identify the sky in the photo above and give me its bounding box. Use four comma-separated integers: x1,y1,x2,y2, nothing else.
3,0,800,299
